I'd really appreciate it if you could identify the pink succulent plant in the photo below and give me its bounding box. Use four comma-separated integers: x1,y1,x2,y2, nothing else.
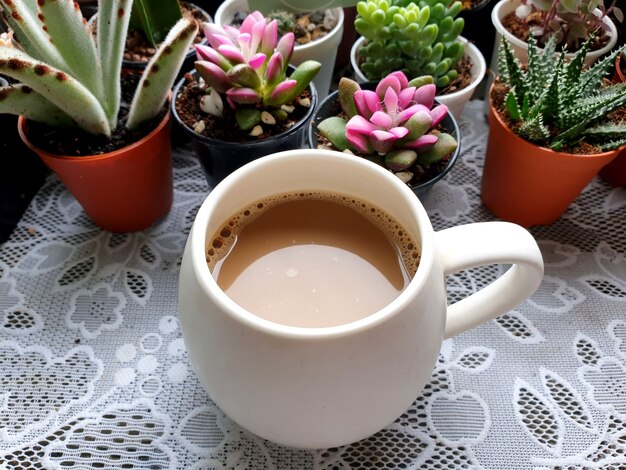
317,71,458,179
193,11,320,130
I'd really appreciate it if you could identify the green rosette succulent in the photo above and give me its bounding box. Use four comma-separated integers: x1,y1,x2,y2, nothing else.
355,0,465,87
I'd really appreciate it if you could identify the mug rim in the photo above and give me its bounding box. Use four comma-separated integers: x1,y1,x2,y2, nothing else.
188,149,436,339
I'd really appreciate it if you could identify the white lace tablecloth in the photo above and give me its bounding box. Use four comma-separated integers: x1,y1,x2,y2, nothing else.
1,100,625,469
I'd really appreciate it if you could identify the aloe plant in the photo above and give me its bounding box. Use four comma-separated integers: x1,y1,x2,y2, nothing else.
316,71,458,183
0,0,198,137
194,11,320,130
355,0,465,87
498,35,626,151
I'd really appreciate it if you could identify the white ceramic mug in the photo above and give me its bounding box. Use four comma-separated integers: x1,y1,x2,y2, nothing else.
179,149,544,449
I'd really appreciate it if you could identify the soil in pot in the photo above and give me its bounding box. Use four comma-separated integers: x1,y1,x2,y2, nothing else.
25,73,168,156
229,9,339,46
174,73,314,142
499,10,611,52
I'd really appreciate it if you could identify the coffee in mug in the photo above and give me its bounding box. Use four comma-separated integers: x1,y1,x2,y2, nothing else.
206,192,421,328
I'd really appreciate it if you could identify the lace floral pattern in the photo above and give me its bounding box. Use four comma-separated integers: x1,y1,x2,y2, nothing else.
1,101,626,469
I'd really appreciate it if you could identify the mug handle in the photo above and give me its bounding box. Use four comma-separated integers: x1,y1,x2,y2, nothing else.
434,221,544,339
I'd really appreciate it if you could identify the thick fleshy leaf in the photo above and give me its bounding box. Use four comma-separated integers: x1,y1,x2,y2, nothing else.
248,52,267,70
276,32,295,66
430,104,449,127
338,78,360,117
195,61,230,93
414,133,458,163
403,134,438,150
354,90,381,118
398,104,430,123
398,87,417,109
376,74,402,99
414,84,436,108
370,111,393,128
267,79,297,104
226,64,261,89
383,87,399,115
261,19,278,55
403,110,433,140
265,52,284,84
370,130,396,154
346,128,373,154
385,149,418,171
217,44,245,64
250,19,265,54
389,127,410,139
317,116,350,151
239,11,265,35
195,44,230,70
346,115,379,135
205,28,234,49
226,87,261,104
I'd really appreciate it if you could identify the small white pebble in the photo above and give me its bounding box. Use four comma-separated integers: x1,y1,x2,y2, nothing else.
199,89,223,117
395,171,413,183
197,77,205,87
193,120,206,133
342,149,354,155
261,111,276,125
280,104,295,113
249,125,263,137
297,97,311,107
515,4,531,18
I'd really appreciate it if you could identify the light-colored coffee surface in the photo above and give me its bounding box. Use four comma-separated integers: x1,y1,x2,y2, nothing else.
207,192,419,327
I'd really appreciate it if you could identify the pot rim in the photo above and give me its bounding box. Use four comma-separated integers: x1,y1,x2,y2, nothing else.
214,0,345,53
349,35,486,102
487,83,624,160
308,85,462,193
491,0,618,59
171,69,318,147
17,94,172,162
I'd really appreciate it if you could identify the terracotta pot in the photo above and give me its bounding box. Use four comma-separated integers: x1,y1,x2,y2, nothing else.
307,83,461,202
481,96,621,226
17,110,173,233
598,53,626,187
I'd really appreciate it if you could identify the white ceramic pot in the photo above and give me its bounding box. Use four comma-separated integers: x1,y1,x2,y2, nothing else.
214,0,344,100
179,148,544,449
350,35,486,119
490,0,618,67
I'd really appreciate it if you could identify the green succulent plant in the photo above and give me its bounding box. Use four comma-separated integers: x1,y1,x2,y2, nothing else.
355,0,465,87
0,0,198,137
497,35,626,151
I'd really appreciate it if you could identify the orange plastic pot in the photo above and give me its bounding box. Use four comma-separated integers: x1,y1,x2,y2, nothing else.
18,111,173,232
598,54,626,187
481,98,621,227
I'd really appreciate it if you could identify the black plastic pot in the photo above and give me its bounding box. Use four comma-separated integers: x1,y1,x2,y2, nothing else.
307,83,461,202
458,0,497,66
171,71,318,189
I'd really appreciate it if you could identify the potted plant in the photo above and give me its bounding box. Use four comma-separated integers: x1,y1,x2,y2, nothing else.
0,0,198,232
171,11,320,188
481,35,626,227
599,50,626,186
213,0,344,100
490,0,620,66
308,71,460,200
349,0,486,118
